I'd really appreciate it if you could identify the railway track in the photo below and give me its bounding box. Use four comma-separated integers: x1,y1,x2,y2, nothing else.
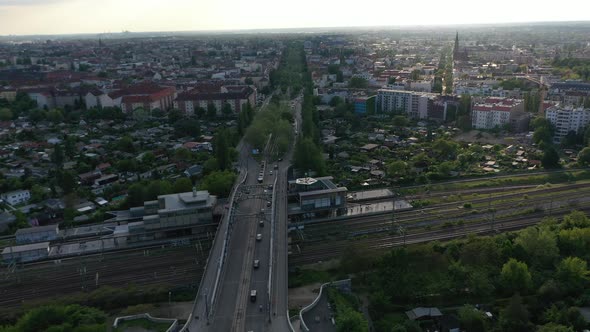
289,202,590,266
295,182,590,242
0,242,211,310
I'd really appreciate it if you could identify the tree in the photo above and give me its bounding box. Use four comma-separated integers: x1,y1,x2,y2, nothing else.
578,147,590,166
207,103,217,118
336,307,369,332
222,103,233,117
294,138,326,176
117,136,135,153
4,304,107,332
195,107,206,118
132,108,148,122
51,144,64,166
532,117,555,145
387,160,409,179
28,108,45,123
349,77,368,89
458,305,487,332
329,96,343,107
168,108,184,124
199,171,236,197
127,183,146,207
173,177,193,193
0,107,13,120
541,145,561,169
56,170,77,194
515,227,559,266
537,323,574,332
146,180,172,200
214,128,231,171
498,294,533,332
46,109,64,123
174,118,201,139
64,136,76,159
500,258,532,295
141,152,155,165
392,115,409,127
556,256,588,294
562,210,590,229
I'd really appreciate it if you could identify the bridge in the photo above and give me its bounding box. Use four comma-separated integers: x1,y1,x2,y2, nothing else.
182,96,301,332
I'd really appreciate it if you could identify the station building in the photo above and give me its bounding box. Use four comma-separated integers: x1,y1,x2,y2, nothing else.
287,177,347,221
107,189,217,242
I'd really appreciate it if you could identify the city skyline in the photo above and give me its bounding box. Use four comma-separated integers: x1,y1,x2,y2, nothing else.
1,0,590,36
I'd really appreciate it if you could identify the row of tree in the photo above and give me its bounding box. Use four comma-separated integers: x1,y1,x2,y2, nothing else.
343,210,590,332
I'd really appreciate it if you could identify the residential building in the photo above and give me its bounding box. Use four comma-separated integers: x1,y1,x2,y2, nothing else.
106,83,177,113
545,105,590,142
173,85,256,116
471,97,526,130
375,89,437,119
1,189,31,205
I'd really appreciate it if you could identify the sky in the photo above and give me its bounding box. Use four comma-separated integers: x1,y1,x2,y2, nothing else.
0,0,589,35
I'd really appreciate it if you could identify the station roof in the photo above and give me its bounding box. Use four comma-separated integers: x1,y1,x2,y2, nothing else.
2,242,50,255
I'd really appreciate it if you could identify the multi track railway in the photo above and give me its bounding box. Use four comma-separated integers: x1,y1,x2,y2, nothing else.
289,182,590,266
0,240,212,311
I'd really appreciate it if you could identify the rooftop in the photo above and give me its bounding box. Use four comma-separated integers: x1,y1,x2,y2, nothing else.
2,242,50,255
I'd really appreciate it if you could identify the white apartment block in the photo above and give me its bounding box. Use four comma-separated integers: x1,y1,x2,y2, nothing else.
375,89,436,119
1,190,31,206
471,97,524,130
545,105,590,142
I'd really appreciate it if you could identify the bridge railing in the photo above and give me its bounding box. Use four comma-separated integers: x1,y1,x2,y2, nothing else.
179,168,247,332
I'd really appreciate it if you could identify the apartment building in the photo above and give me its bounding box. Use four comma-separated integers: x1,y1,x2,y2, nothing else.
545,105,590,142
471,97,526,131
173,85,256,116
375,89,437,119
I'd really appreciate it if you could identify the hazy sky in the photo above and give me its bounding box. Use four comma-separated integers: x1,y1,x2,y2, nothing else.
1,0,589,35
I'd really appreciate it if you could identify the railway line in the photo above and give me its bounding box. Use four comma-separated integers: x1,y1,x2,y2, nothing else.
0,240,211,311
289,203,590,266
289,181,590,266
295,182,590,242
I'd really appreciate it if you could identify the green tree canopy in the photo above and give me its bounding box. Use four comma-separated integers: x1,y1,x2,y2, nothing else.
556,256,588,294
515,227,559,267
458,305,488,332
500,258,532,295
199,170,236,197
0,107,13,121
498,294,533,332
173,177,193,193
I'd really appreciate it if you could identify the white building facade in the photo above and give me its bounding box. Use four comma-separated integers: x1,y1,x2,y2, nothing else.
545,106,590,142
1,190,31,206
375,89,436,119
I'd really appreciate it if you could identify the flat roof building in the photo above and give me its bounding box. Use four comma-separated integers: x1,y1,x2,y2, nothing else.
108,189,217,242
2,242,50,263
15,224,59,245
288,177,347,221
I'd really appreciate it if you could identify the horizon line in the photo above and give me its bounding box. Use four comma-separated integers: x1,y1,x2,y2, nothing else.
2,19,590,38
